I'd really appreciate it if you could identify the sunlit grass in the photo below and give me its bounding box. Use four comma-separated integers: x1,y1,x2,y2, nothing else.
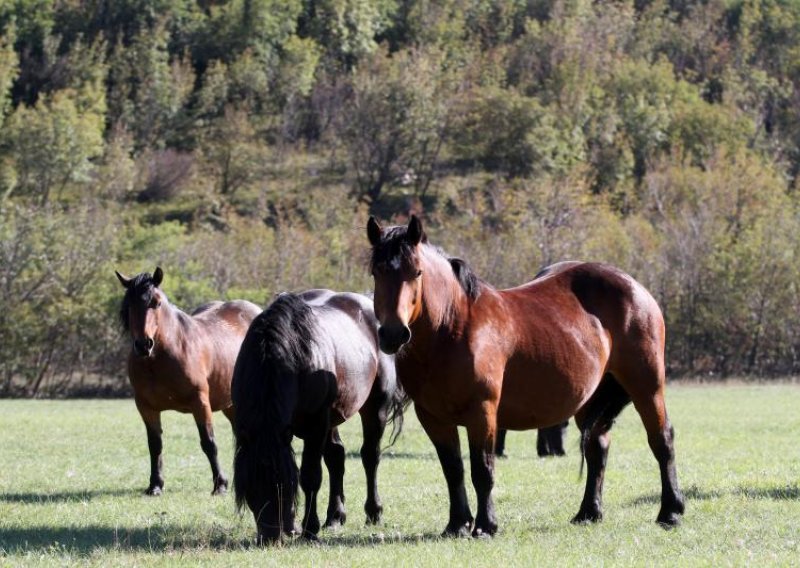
1,384,800,566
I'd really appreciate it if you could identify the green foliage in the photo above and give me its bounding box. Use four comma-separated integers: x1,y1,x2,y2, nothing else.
339,46,453,202
2,88,104,204
451,86,582,177
3,0,800,391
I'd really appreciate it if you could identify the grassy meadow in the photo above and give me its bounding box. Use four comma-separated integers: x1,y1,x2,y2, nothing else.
1,383,799,566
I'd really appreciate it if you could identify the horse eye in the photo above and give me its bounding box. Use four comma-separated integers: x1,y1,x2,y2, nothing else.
416,269,423,278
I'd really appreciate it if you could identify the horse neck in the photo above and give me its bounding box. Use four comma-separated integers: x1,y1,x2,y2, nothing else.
153,302,187,357
416,245,470,334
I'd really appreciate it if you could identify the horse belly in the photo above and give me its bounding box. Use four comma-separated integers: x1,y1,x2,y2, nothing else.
497,352,605,430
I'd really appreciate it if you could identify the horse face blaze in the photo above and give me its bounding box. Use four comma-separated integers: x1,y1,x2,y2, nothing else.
372,266,421,354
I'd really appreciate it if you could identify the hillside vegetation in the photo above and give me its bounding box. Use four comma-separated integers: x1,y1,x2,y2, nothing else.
2,0,800,394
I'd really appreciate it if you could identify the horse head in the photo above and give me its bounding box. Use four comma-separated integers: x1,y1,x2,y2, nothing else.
367,215,426,354
116,266,165,358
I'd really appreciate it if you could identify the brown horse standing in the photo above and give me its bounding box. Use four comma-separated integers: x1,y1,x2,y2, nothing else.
116,267,261,495
366,216,684,536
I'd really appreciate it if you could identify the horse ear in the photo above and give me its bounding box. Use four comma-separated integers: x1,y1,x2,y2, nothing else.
407,215,426,245
367,216,383,246
152,266,164,287
115,270,132,289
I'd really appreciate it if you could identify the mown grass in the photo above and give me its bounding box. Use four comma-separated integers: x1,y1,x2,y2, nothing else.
1,384,799,566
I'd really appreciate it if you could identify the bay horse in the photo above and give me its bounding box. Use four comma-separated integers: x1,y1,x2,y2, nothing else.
366,215,684,536
231,290,406,544
116,267,261,496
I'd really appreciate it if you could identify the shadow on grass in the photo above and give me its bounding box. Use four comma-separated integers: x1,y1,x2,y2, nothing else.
626,484,725,507
320,531,450,547
0,524,250,554
735,484,800,500
344,451,434,460
0,489,138,504
627,482,800,507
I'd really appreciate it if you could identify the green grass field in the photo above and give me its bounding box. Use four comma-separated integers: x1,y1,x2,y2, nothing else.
1,384,799,566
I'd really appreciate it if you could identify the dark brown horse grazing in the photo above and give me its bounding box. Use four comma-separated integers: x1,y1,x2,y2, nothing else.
231,290,406,544
116,267,261,495
366,216,684,536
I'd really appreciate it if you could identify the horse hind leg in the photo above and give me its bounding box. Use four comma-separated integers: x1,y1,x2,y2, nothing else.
359,394,389,525
630,387,685,527
572,374,631,524
299,411,329,541
613,358,685,527
322,428,347,528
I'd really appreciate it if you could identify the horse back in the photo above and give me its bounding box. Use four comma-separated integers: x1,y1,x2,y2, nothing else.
489,262,664,428
311,292,383,424
191,299,261,408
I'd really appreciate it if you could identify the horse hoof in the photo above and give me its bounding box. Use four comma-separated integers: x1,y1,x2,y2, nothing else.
571,510,602,524
656,512,682,529
144,486,163,496
472,527,496,539
442,521,472,538
323,514,346,530
302,531,321,544
211,477,228,496
365,504,383,525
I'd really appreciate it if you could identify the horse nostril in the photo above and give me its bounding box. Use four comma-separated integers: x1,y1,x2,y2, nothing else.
399,326,411,345
145,337,154,350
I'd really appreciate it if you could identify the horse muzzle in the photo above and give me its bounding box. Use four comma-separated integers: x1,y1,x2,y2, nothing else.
133,337,155,358
377,324,411,354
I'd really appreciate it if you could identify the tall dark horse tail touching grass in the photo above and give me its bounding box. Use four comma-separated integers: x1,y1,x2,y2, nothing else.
232,290,405,544
115,267,261,496
366,215,684,537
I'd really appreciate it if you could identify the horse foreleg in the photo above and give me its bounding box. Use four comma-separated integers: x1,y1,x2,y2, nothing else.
416,405,473,537
192,399,228,495
359,395,388,524
137,404,164,495
465,400,498,538
322,428,347,528
300,414,328,541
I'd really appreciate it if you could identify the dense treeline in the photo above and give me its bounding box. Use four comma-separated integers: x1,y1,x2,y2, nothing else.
1,0,800,395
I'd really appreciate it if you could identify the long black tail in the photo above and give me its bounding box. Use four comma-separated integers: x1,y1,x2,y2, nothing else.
231,293,316,541
385,380,410,448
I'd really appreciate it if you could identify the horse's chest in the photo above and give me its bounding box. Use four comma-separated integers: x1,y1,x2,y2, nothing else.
396,356,473,421
129,358,198,411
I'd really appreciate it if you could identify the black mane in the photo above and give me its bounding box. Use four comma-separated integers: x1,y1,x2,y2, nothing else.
370,225,483,301
248,293,316,370
119,272,159,332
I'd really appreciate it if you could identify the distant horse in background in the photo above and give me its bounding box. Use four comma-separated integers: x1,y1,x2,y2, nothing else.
495,422,569,458
116,267,261,495
232,290,406,544
367,215,684,536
